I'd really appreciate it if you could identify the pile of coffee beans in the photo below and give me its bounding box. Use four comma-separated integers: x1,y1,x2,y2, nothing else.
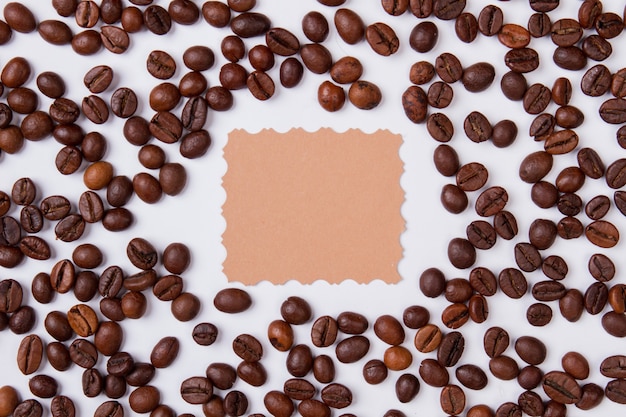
1,0,626,417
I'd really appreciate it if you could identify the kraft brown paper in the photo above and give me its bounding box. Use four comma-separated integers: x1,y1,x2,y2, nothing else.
222,128,405,285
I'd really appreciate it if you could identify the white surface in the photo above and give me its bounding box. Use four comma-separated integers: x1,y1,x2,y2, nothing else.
0,0,625,416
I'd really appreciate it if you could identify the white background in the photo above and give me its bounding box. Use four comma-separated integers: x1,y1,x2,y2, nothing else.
1,0,626,416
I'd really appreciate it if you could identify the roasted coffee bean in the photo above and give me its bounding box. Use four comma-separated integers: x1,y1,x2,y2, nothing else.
144,5,171,35
544,129,578,154
28,375,58,399
92,320,123,356
543,371,581,404
555,105,584,129
478,4,502,36
410,21,438,53
541,255,568,280
373,315,405,345
475,186,508,217
333,8,364,45
557,192,582,216
433,144,459,176
515,336,547,365
100,25,129,54
447,237,475,269
410,61,435,85
582,34,612,61
285,344,313,377
149,82,181,111
363,359,388,384
445,278,473,303
395,373,420,403
576,383,604,410
483,326,509,358
600,98,626,124
455,12,478,43
523,83,551,114
428,82,453,109
151,274,181,301
121,290,148,319
309,315,337,347
585,195,610,220
205,363,236,391
298,399,330,417
45,311,73,341
461,62,496,93
529,219,557,250
230,12,270,38
419,267,446,298
17,334,43,375
499,267,527,298
0,279,22,313
67,303,98,337
489,356,519,380
69,338,98,368
456,162,487,192
435,53,463,83
50,396,75,417
19,236,50,260
603,311,626,337
266,319,292,351
264,390,295,417
551,18,582,46
559,351,590,380
505,48,539,73
612,69,626,98
413,323,442,353
469,267,497,296
168,0,200,25
382,0,409,16
180,376,213,404
553,45,587,71
441,303,469,329
264,27,299,57
72,29,103,55
319,383,352,409
456,364,488,390
402,85,428,123
419,358,449,388
335,335,369,363
427,113,454,142
212,288,251,313
437,331,464,367
110,88,137,118
595,12,624,39
527,302,553,326
440,384,465,415
129,385,160,413
581,64,611,97
310,355,334,384
501,71,527,100
236,360,267,386
46,341,71,371
9,305,35,334
32,272,54,304
499,24,531,49
584,281,608,315
150,336,179,368
247,71,275,101
609,284,626,313
519,151,553,183
585,220,619,248
464,111,492,142
232,333,263,363
559,288,584,322
302,11,329,43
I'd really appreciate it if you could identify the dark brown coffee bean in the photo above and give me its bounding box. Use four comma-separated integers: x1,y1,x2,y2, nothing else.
247,71,275,101
4,2,36,33
475,186,508,217
519,151,553,183
83,65,113,93
553,46,587,71
595,12,624,39
437,331,464,367
150,336,179,368
544,129,578,155
559,288,584,322
433,144,459,176
17,334,43,375
455,12,477,43
469,267,497,296
395,373,419,403
543,371,581,404
366,22,399,56
603,311,626,337
410,61,435,85
478,5,503,36
435,53,463,83
298,399,330,417
47,342,71,371
72,29,103,55
494,211,518,239
612,68,626,98
462,62,495,93
505,48,539,73
373,315,405,345
402,85,428,123
585,220,620,248
31,272,53,304
428,83,453,109
456,364,487,390
233,334,263,362
180,376,213,405
541,255,568,281
363,359,388,384
409,21,438,53
82,95,109,124
499,268,527,298
419,358,449,387
515,336,547,365
19,236,50,260
321,383,351,409
29,375,58,399
500,70,527,101
433,0,466,20
286,344,313,377
236,360,267,386
576,382,604,410
152,274,183,301
335,335,369,363
69,338,98,368
560,351,589,380
489,356,519,380
600,98,626,124
44,310,73,341
144,5,171,35
110,88,137,118
441,303,469,329
100,25,129,54
413,324,442,353
529,218,557,249
551,18,582,46
483,326,509,358
464,111,492,142
447,237,475,269
67,303,99,337
523,83,551,114
313,355,335,384
581,64,611,97
582,34,612,61
527,302,553,326
311,315,338,347
498,23,531,49
168,0,200,25
584,281,608,315
440,384,465,415
555,105,584,129
456,162,488,192
264,390,295,417
213,288,252,313
606,158,626,189
588,253,615,283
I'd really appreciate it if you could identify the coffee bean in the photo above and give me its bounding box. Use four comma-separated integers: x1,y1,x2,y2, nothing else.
69,338,98,368
335,335,369,363
31,272,54,304
435,53,463,83
203,363,236,392
94,321,123,356
144,5,171,35
150,336,179,368
17,334,43,375
298,399,331,417
236,360,267,386
464,111,492,142
264,390,295,417
489,356,519,380
44,310,73,341
334,8,364,44
311,315,338,347
0,279,22,313
515,336,547,365
456,364,488,390
410,21,438,53
499,268,527,299
427,113,454,143
336,311,368,334
28,375,58,399
67,303,99,337
129,386,160,413
180,376,213,404
286,344,313,377
213,288,252,313
437,331,464,367
363,359,388,384
543,371,581,404
374,315,405,345
414,323,442,353
455,12,478,43
440,384,465,415
505,48,539,73
418,358,448,388
433,144,459,176
302,11,329,42
168,0,200,25
527,302,553,326
313,355,335,384
230,12,270,38
469,267,497,296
